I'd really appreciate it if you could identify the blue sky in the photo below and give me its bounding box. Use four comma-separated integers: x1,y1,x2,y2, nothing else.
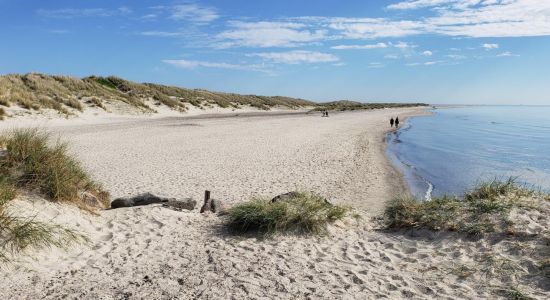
1,0,550,104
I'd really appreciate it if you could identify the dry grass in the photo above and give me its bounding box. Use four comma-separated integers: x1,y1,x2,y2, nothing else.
0,128,106,264
384,178,539,236
0,128,109,208
0,73,427,119
226,192,348,236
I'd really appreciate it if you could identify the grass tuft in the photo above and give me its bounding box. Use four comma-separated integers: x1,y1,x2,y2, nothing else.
1,128,109,208
0,129,102,264
384,178,542,237
226,192,348,236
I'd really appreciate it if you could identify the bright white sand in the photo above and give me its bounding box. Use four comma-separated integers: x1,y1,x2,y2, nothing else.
3,107,547,299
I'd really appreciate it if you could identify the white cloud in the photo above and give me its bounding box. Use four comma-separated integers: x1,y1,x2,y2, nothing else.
331,42,388,50
387,0,455,10
37,8,116,18
384,54,401,59
422,50,433,56
141,31,183,37
497,51,519,57
446,54,467,59
170,4,219,23
163,59,266,72
332,1,550,39
392,41,418,49
424,61,440,65
216,22,327,48
407,60,443,66
249,51,339,64
482,43,499,50
368,62,385,68
328,18,425,39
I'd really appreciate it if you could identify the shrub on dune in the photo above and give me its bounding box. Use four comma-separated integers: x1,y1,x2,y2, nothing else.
226,192,348,236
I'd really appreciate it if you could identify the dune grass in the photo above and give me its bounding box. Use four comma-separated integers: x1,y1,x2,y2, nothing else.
384,178,537,236
0,128,109,207
226,192,348,236
0,73,429,119
0,128,104,264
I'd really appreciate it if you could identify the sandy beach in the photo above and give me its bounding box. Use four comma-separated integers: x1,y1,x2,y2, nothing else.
2,107,548,300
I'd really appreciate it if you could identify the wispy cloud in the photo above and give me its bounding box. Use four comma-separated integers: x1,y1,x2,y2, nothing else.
45,29,72,34
392,41,418,49
331,42,388,50
368,62,385,68
327,18,425,39
482,43,499,50
216,21,327,48
169,4,219,23
497,51,519,57
163,59,266,72
388,0,455,10
446,54,467,59
422,50,433,56
407,60,443,66
249,51,339,64
141,31,184,37
384,54,401,59
37,7,131,18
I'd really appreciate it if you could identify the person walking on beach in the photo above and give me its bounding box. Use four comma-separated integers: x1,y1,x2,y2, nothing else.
395,117,400,128
390,117,394,127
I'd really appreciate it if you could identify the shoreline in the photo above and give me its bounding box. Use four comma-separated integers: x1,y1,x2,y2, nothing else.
382,109,433,201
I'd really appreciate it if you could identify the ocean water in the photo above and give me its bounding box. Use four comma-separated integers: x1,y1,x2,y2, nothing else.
387,106,550,200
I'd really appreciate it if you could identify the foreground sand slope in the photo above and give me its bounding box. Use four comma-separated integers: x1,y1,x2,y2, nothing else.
5,107,531,299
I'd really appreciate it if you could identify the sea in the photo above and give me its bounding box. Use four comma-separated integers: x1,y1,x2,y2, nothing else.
387,106,550,200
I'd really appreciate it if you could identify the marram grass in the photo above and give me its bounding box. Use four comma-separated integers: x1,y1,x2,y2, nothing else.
384,178,542,236
1,128,109,207
0,128,105,264
226,192,348,236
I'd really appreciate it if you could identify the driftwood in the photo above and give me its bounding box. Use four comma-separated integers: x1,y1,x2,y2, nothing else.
111,193,195,211
200,190,226,214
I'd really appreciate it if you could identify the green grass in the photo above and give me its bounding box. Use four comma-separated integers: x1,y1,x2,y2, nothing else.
226,192,348,236
384,178,540,236
1,128,109,208
0,129,104,264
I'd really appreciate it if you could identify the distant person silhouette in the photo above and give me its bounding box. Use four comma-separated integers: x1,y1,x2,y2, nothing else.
390,118,394,127
395,117,400,128
326,110,329,117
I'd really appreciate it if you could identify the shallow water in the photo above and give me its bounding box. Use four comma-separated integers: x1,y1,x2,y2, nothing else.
387,106,550,199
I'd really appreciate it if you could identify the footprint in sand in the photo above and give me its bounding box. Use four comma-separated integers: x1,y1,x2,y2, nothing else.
100,233,113,241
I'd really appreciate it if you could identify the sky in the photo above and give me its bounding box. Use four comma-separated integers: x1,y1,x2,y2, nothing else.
1,0,550,105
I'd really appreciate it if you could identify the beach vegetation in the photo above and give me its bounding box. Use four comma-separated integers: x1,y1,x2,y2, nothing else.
384,178,543,236
0,128,109,208
0,73,428,119
0,128,106,264
226,192,348,236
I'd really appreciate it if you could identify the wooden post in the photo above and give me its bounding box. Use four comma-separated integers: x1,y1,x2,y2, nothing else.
200,190,211,213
